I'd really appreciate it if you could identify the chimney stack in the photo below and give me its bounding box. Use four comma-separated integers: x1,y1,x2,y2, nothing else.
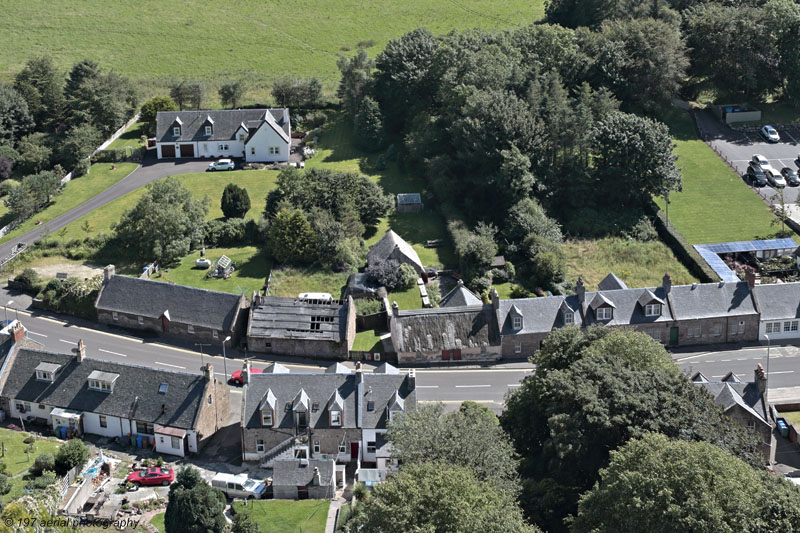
662,273,672,294
407,368,416,391
490,288,499,311
745,269,756,289
11,322,25,343
391,301,399,316
77,339,86,362
202,363,212,381
313,466,321,486
242,360,251,385
103,264,116,283
576,277,585,304
755,363,767,394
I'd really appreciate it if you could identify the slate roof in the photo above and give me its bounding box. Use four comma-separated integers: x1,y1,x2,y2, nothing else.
496,295,581,335
248,296,347,342
753,282,800,320
243,368,414,431
1,349,209,429
440,281,482,308
697,381,769,426
272,459,335,487
598,272,628,291
583,287,673,326
391,305,499,352
155,109,290,144
367,230,424,272
96,276,242,331
669,281,756,320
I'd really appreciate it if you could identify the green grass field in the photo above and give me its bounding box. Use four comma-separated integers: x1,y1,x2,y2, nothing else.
654,107,787,244
232,499,329,533
0,429,61,477
563,238,699,289
0,162,139,245
352,329,386,352
152,247,269,295
267,266,350,298
0,1,544,103
148,512,165,533
105,121,146,151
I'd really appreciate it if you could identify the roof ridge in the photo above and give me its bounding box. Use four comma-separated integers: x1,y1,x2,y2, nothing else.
19,348,201,378
111,275,245,298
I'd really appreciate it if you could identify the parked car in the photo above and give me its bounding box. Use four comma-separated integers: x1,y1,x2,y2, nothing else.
195,258,212,268
781,167,800,186
761,125,780,143
767,170,787,188
211,472,267,500
747,165,768,186
126,467,174,489
231,367,263,385
752,154,771,168
208,159,235,171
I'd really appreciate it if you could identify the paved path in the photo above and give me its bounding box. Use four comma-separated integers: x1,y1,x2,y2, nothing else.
325,497,346,533
0,156,210,262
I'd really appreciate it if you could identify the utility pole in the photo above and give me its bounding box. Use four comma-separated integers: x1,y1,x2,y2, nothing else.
222,336,232,382
194,343,211,369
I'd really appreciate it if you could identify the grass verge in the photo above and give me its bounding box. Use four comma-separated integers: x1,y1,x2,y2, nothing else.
352,329,386,352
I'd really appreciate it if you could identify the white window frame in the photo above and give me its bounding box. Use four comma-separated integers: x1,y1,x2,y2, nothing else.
330,410,341,426
564,312,573,324
514,342,522,354
688,325,701,338
204,125,212,136
786,321,793,333
256,440,265,453
36,370,52,382
261,410,273,427
171,436,181,448
746,420,756,434
238,134,245,141
367,441,376,454
644,303,661,317
137,316,144,325
793,321,799,332
187,325,195,335
173,126,180,136
596,307,613,320
212,330,219,339
713,323,722,337
313,440,320,454
112,311,119,321
99,415,107,428
513,316,522,329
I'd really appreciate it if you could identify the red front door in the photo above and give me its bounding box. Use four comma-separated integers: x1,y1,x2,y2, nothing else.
453,349,462,360
442,350,450,361
350,442,359,461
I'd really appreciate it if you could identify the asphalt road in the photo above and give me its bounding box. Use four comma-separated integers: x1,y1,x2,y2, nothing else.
676,343,800,389
0,156,210,262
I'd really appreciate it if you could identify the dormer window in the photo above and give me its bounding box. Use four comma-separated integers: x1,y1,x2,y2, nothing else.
645,303,661,317
87,370,119,393
173,126,180,136
596,307,613,320
261,410,273,426
330,410,341,426
239,133,246,141
36,371,53,382
35,362,60,383
89,379,112,392
204,125,212,136
513,316,522,329
564,311,574,324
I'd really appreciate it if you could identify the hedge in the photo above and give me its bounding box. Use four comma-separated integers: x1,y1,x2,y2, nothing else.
649,204,716,282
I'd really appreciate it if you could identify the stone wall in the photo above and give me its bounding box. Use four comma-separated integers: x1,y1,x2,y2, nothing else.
397,345,502,364
97,309,231,344
193,372,230,452
345,296,357,352
247,336,349,359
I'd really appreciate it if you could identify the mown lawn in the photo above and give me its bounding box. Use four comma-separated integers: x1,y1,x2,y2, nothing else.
654,107,786,244
0,1,543,103
232,499,329,533
563,238,699,289
352,329,386,352
0,428,61,476
388,285,423,310
153,247,270,295
267,266,351,298
0,162,139,244
105,121,146,150
148,512,166,533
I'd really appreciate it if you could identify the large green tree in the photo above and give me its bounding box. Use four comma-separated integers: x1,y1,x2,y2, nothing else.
140,96,178,136
0,84,35,147
13,56,64,131
219,80,246,109
349,462,539,533
337,49,374,117
573,433,800,532
114,178,209,264
221,183,251,219
63,60,137,134
268,208,316,264
353,96,384,151
14,133,51,175
58,124,103,169
387,402,519,494
165,466,226,533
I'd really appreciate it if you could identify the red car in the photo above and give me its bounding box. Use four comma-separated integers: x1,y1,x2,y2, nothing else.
126,467,174,488
231,367,262,385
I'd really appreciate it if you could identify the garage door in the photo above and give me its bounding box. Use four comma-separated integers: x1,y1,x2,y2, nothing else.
161,145,175,158
179,144,194,158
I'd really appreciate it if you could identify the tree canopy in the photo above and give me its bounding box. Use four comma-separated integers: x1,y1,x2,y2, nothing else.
165,466,226,533
221,183,251,219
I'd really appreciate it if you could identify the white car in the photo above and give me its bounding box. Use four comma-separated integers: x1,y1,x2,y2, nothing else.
752,154,770,168
766,170,787,188
761,125,780,143
210,473,266,500
208,159,235,171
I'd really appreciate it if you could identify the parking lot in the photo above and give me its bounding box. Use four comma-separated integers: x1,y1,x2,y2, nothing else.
696,110,800,205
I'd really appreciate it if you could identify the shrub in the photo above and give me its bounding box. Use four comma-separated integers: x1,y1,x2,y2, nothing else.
366,260,417,290
468,276,492,294
72,159,91,178
303,110,328,129
622,216,657,242
0,179,19,197
353,482,369,502
355,298,384,316
221,183,251,219
55,438,89,475
31,453,55,476
509,284,532,299
0,157,11,180
14,268,40,289
27,470,56,490
0,474,9,495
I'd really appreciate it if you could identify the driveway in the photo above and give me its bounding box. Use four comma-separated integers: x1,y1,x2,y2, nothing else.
0,154,212,263
694,110,800,205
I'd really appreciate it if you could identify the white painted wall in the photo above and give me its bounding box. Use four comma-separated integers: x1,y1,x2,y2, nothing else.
197,140,245,159
187,430,198,454
155,432,185,457
245,124,289,162
10,400,52,420
759,319,800,341
82,412,124,438
361,429,385,463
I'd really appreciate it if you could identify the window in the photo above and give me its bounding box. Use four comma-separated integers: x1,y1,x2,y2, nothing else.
688,325,701,338
89,380,112,392
645,303,661,317
514,343,522,354
367,401,374,411
793,321,799,332
137,316,144,325
171,436,181,448
36,370,52,381
564,312,573,324
713,323,722,337
256,440,265,453
187,325,195,335
313,440,320,454
136,422,154,435
767,321,782,334
251,147,255,155
218,143,229,151
512,316,522,329
297,412,307,428
596,307,613,320
173,126,180,136
330,410,341,426
15,402,26,413
269,147,275,154
338,443,347,454
261,410,273,426
746,420,756,434
212,330,218,339
766,322,774,334
786,321,794,332
238,134,245,141
38,404,45,410
112,311,119,321
648,329,662,342
159,383,168,394
99,415,107,428
367,441,376,454
204,125,212,136
312,401,319,412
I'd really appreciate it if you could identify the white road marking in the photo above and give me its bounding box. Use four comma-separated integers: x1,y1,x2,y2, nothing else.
784,130,798,144
721,359,732,362
455,384,491,388
60,339,77,345
415,385,439,388
507,384,521,387
27,331,47,338
155,361,186,370
770,370,795,375
98,348,127,357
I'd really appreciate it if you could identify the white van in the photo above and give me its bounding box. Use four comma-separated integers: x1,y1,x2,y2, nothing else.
211,473,266,500
298,292,333,305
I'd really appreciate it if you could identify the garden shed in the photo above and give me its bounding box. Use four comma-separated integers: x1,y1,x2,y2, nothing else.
396,193,423,213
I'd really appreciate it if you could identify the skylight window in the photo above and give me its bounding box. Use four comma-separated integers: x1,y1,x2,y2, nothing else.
159,383,168,394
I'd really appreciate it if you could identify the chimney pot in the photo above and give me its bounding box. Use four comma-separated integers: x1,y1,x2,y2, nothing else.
11,322,25,343
756,363,767,394
662,273,672,294
77,339,86,362
242,360,251,385
391,301,399,316
202,363,212,381
745,269,756,289
490,288,499,311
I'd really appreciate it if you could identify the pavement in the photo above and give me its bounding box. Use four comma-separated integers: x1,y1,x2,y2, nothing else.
693,109,800,206
0,154,211,262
